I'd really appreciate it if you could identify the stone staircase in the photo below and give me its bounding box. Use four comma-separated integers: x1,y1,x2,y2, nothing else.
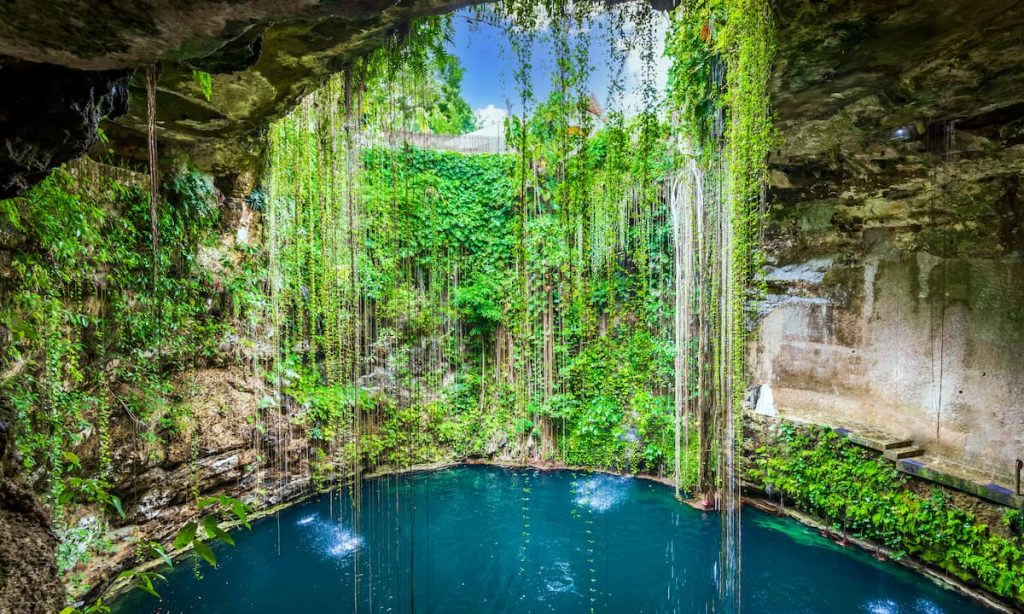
834,427,924,460
776,407,1023,508
831,424,1023,508
881,439,925,461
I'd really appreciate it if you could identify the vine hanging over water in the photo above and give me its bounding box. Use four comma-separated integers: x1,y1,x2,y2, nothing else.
667,0,776,609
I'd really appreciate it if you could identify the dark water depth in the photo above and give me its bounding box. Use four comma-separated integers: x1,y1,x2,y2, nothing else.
112,465,987,613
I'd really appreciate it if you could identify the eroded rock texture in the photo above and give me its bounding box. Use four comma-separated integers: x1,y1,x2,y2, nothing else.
0,479,62,613
0,0,479,191
68,365,316,598
757,0,1024,482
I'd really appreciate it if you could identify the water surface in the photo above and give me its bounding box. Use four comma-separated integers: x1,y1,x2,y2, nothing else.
112,465,987,613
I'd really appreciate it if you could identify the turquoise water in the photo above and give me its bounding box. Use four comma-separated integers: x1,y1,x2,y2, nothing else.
112,465,987,613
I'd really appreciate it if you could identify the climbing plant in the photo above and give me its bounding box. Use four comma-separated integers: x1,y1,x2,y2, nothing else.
750,425,1024,605
1,0,781,608
0,160,263,603
665,0,776,608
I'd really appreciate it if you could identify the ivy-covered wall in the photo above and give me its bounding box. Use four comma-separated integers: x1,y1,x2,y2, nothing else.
262,128,683,480
0,160,269,606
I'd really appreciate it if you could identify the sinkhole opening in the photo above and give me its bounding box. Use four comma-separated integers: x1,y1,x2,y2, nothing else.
2,1,1022,613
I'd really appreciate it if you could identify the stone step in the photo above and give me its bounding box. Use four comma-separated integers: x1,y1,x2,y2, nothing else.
897,456,1024,508
885,447,924,461
881,439,914,450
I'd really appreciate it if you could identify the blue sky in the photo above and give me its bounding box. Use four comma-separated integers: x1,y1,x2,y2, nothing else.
446,6,669,130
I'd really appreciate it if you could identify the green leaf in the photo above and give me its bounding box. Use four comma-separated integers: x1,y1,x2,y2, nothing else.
150,543,173,568
173,522,197,550
108,495,125,519
213,526,235,546
203,515,219,538
58,489,75,506
136,575,160,598
63,451,81,468
193,540,217,567
232,500,250,530
203,515,236,546
192,69,213,101
201,515,232,543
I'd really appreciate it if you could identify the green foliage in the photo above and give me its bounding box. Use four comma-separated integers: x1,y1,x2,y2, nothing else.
0,160,266,605
453,274,507,338
170,495,251,570
0,164,244,505
362,17,476,135
115,569,167,599
360,146,517,318
264,2,686,478
9,7,1013,613
555,331,675,472
665,0,775,495
750,426,1024,604
192,70,213,102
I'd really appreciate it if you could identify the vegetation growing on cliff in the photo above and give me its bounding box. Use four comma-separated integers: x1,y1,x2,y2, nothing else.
264,99,682,484
0,1,778,607
749,425,1024,604
9,2,1017,613
0,162,262,600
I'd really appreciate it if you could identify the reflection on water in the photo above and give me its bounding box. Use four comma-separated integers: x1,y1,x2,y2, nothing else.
864,599,899,613
295,514,362,562
913,598,944,614
861,598,946,614
543,560,577,595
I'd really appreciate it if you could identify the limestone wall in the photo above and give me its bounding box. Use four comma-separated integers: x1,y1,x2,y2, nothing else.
755,248,1024,482
756,0,1024,485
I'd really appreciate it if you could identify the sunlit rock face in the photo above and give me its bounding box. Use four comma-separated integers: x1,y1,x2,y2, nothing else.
758,0,1024,482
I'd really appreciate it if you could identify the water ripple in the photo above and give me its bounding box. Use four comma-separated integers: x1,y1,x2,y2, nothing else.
573,475,627,512
296,515,362,562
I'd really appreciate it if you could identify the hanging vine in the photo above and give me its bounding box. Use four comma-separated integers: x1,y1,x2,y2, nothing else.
667,0,776,609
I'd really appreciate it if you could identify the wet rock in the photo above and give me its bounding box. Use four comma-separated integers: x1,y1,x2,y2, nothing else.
0,0,486,188
759,0,1024,485
187,29,265,75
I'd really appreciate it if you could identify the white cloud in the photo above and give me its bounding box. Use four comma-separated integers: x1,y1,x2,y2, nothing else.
617,10,670,116
474,104,509,130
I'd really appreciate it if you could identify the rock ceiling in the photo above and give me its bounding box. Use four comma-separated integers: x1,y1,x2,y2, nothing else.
0,0,1023,199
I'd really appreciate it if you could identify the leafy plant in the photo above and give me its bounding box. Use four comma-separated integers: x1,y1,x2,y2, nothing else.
192,70,213,102
749,425,1024,604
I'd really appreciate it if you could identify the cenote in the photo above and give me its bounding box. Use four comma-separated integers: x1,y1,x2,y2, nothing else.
111,466,985,613
4,1,1024,613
